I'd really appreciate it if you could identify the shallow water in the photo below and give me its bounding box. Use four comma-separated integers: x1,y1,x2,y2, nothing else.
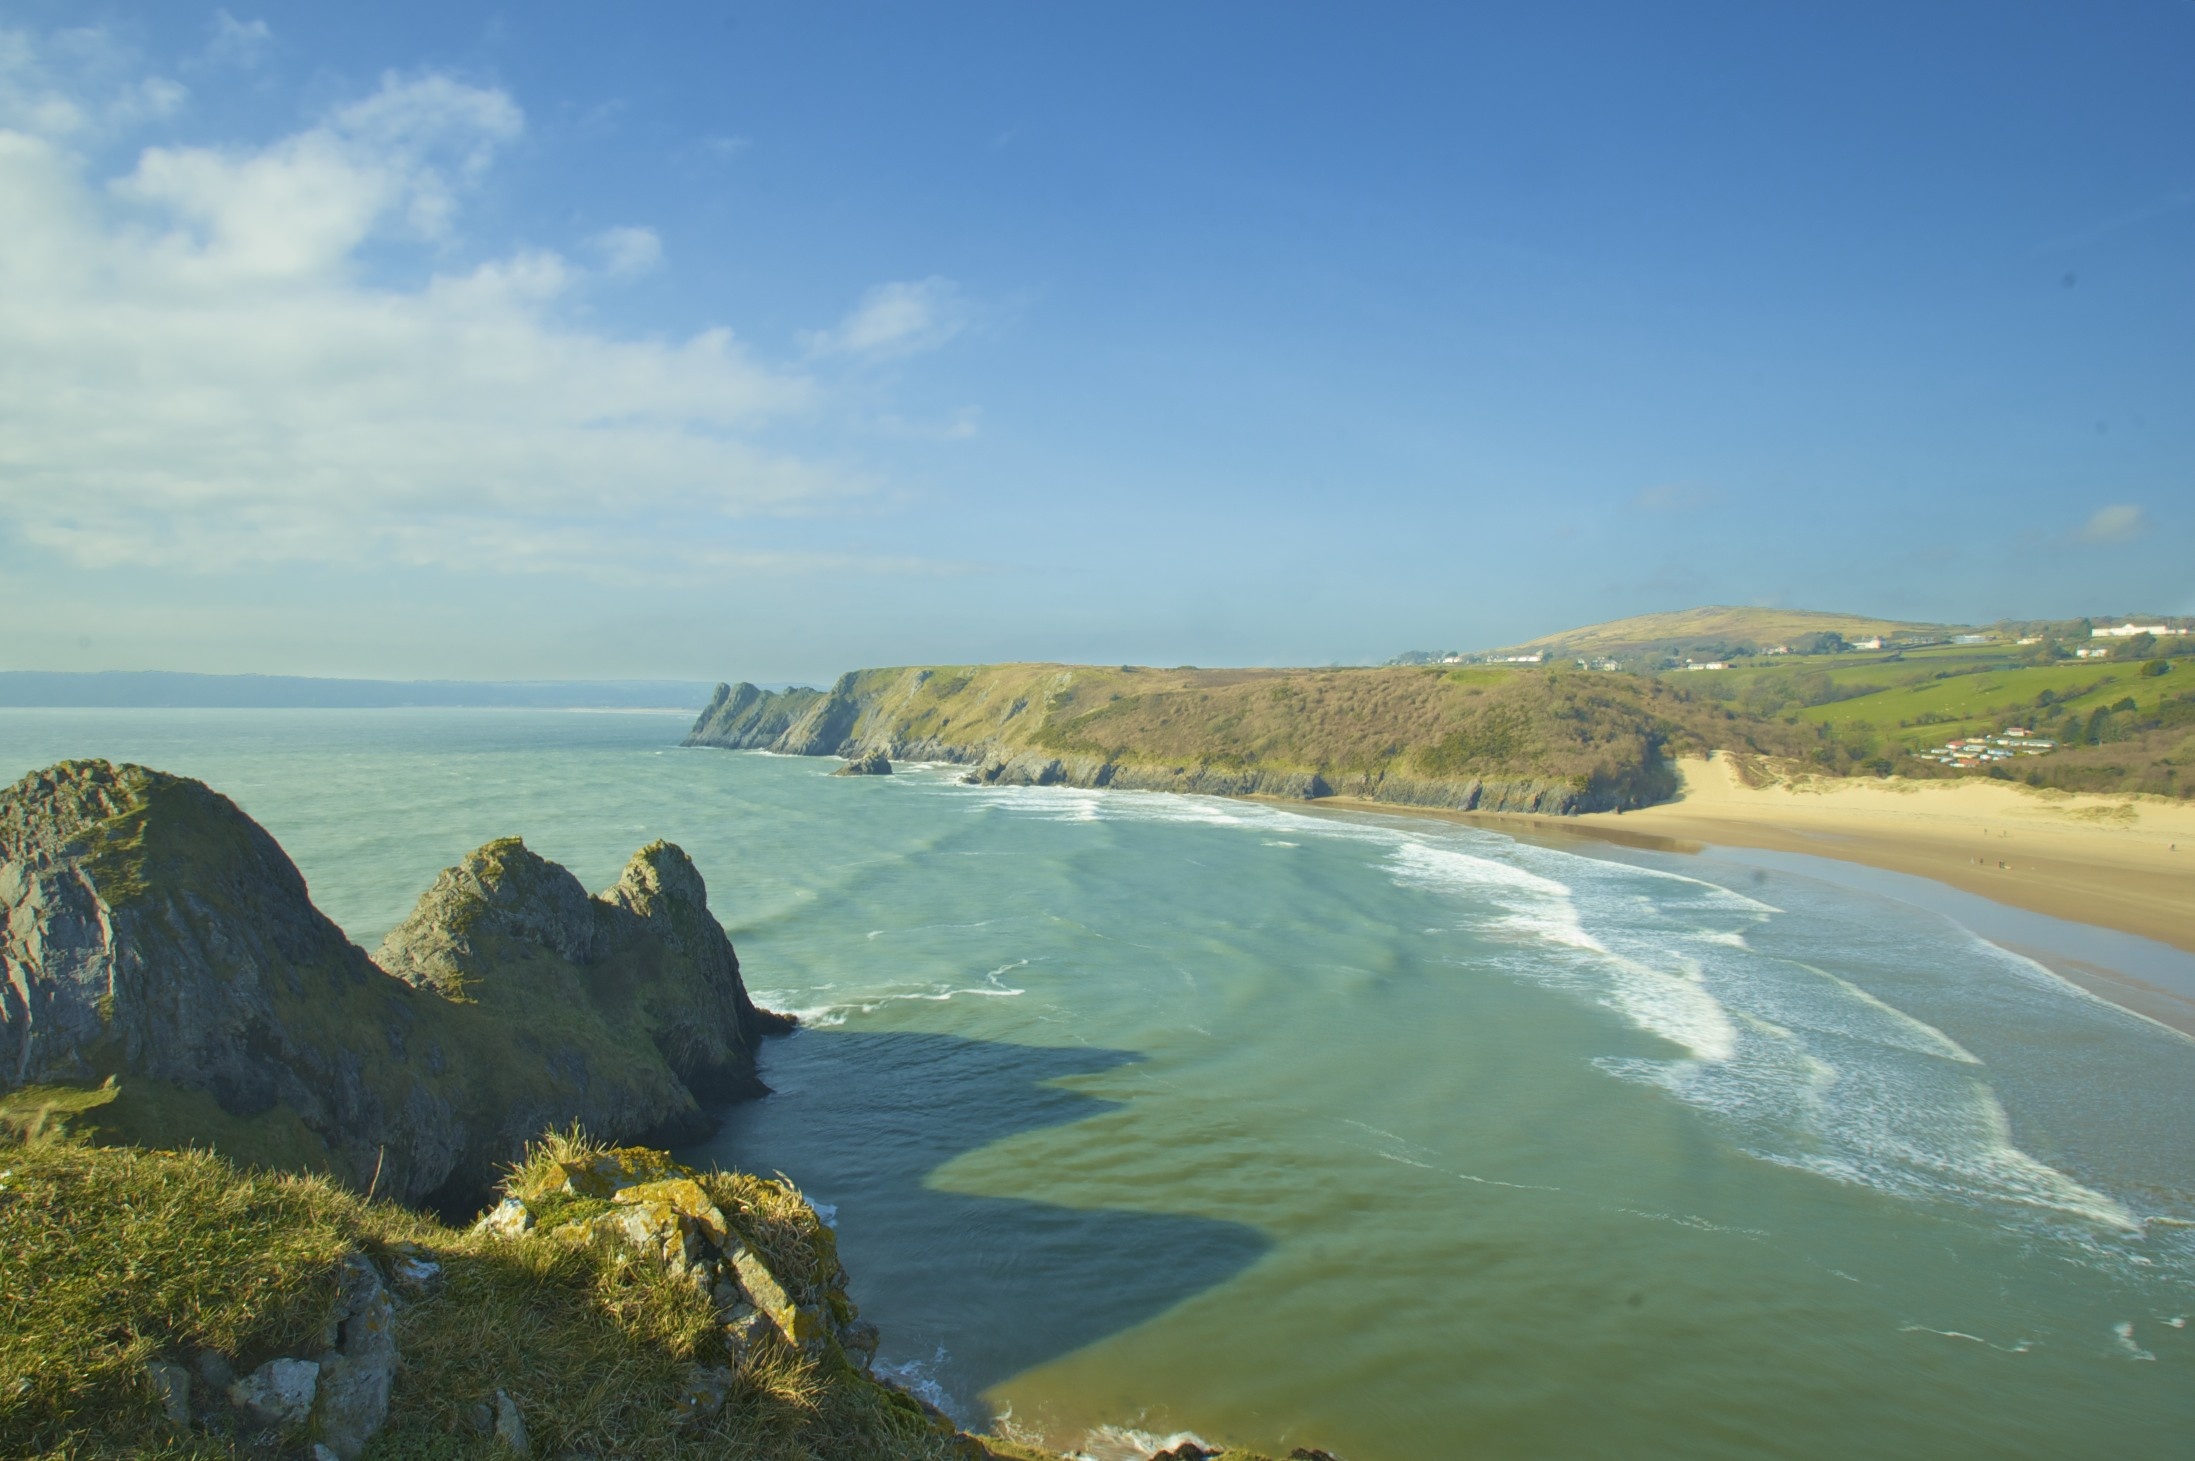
5,709,2191,1459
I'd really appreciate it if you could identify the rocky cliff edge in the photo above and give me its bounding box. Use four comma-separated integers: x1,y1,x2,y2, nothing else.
0,760,789,1211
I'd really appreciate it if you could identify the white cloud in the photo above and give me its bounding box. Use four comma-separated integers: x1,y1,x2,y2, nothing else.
0,25,187,138
0,63,855,580
206,11,273,69
803,276,968,361
110,73,523,278
590,224,662,278
2077,504,2148,543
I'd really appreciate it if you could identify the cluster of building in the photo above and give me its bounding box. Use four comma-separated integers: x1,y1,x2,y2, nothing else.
2093,623,2188,638
1916,728,2057,768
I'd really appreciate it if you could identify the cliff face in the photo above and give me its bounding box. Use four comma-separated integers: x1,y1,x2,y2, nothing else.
0,760,786,1211
687,681,828,749
686,664,1692,814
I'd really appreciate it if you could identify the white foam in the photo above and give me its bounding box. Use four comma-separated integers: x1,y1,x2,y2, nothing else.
1458,1172,1563,1193
874,1345,966,1421
2113,1321,2156,1360
1074,1426,1216,1461
745,990,852,1028
1392,842,1741,1062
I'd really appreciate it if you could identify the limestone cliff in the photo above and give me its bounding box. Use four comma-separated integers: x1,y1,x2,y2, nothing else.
684,663,1714,814
0,760,788,1210
687,681,829,749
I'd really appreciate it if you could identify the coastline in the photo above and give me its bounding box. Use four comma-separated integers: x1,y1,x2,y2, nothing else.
1308,753,2195,1037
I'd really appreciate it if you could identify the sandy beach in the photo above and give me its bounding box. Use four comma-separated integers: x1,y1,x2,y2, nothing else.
1558,752,2195,949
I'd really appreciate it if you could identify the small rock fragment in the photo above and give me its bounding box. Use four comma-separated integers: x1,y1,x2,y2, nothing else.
143,1360,190,1425
673,1364,734,1426
494,1388,530,1455
313,1254,397,1460
723,1310,773,1363
473,1197,534,1239
393,1255,442,1286
611,1177,731,1247
228,1357,319,1427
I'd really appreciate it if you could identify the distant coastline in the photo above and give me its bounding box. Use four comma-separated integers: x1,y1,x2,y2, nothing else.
0,670,718,711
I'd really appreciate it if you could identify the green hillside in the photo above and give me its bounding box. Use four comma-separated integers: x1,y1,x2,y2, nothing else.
1678,639,2195,795
1483,605,1952,659
689,661,1835,814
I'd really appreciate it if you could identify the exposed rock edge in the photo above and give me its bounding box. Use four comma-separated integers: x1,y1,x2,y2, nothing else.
0,759,792,1210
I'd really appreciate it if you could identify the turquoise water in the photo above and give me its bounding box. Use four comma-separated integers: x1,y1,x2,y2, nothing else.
5,709,2192,1460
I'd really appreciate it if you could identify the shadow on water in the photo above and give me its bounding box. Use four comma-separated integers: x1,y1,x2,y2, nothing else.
679,1028,1269,1427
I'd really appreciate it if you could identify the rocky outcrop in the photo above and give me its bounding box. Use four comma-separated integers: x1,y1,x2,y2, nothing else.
771,674,868,757
832,750,893,776
132,1248,406,1457
477,1145,865,1372
686,681,828,749
0,760,789,1211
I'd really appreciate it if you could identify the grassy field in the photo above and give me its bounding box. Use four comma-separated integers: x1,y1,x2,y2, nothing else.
1675,640,2194,795
1480,604,1952,658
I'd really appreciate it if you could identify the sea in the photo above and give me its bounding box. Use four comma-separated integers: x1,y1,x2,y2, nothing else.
4,708,2191,1460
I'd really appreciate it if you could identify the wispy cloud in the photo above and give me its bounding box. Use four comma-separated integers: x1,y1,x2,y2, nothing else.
0,24,187,137
2076,504,2148,543
0,47,875,581
206,11,273,69
803,276,968,361
590,224,662,277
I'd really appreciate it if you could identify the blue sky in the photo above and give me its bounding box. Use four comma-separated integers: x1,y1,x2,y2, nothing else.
1,2,2188,681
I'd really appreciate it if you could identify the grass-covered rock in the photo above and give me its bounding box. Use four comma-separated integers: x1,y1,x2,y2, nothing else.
0,761,789,1212
0,1131,995,1459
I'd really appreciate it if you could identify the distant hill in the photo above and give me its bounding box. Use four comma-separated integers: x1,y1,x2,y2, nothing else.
1471,606,1958,660
686,661,1826,815
0,671,717,710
